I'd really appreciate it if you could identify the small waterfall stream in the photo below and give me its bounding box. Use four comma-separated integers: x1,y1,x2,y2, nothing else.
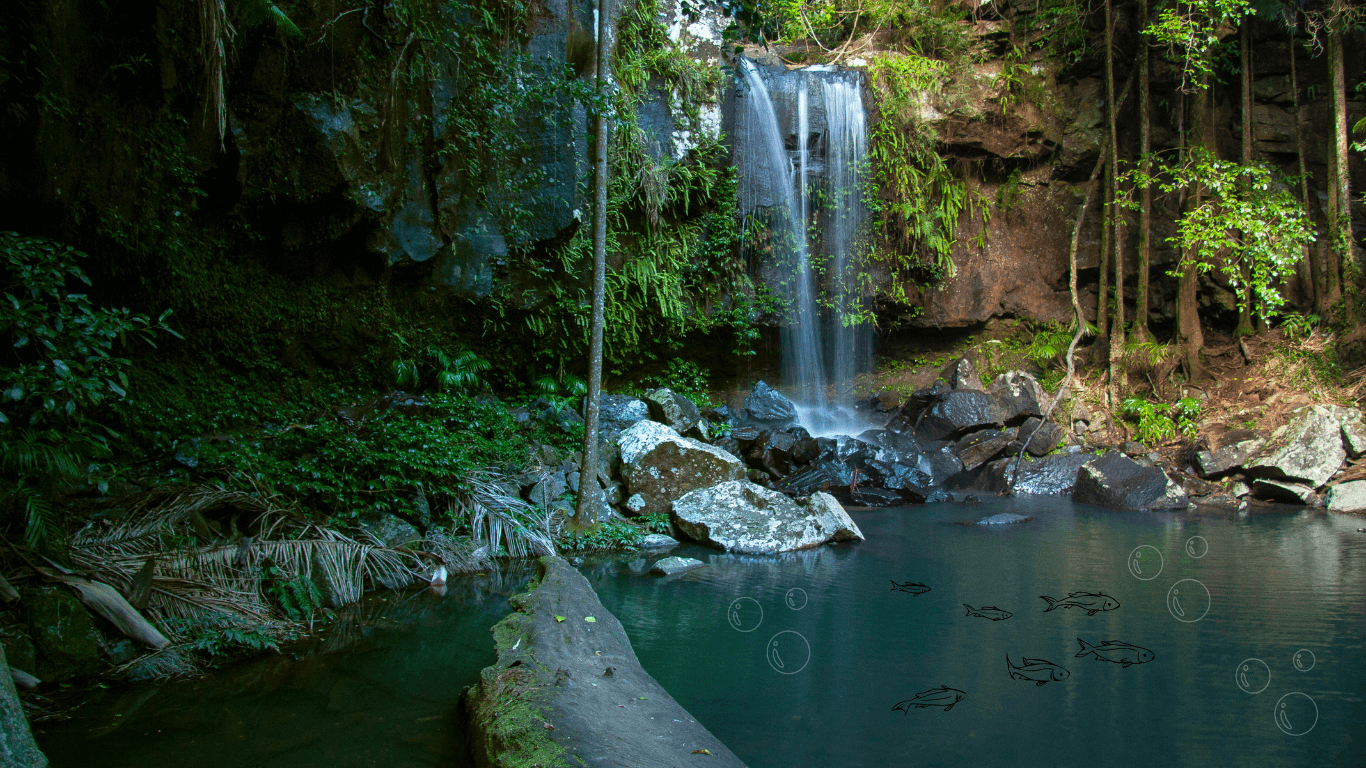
736,59,871,434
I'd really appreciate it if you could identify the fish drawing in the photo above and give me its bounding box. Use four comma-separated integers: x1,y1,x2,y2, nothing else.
892,686,967,713
1075,638,1155,667
891,581,931,596
1006,654,1070,686
1039,591,1120,615
963,604,1012,621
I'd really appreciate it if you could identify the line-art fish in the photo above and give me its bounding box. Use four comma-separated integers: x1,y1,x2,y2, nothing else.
1075,638,1155,667
1039,591,1120,615
963,604,1012,621
1006,654,1070,686
891,581,930,596
892,685,966,712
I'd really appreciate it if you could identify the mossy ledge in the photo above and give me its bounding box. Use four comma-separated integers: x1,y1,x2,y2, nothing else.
462,556,745,767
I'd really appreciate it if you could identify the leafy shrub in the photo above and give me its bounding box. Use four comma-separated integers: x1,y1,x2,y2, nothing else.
1122,396,1201,445
564,519,647,551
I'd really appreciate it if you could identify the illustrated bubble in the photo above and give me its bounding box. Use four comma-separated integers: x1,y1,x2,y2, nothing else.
1274,692,1318,736
1166,578,1211,623
1127,545,1164,581
766,630,811,675
1292,649,1316,672
1185,536,1209,559
784,588,808,611
1235,658,1271,694
727,597,763,633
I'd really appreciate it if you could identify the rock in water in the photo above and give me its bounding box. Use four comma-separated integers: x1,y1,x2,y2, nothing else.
617,421,745,516
1250,478,1316,504
643,388,703,436
463,557,743,768
976,512,1032,525
638,534,679,550
741,380,799,429
1073,452,1188,511
990,371,1045,424
1193,430,1266,477
1246,406,1348,488
649,556,705,576
672,482,864,554
1327,480,1366,512
0,646,46,767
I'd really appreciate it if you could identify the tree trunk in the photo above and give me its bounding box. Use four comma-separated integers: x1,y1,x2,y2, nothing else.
1290,20,1320,313
574,0,612,528
1105,0,1125,405
1329,19,1355,315
1236,21,1255,335
1177,78,1210,379
1135,0,1152,341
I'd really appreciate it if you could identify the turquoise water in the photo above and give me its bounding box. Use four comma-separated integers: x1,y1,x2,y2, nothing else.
586,500,1366,768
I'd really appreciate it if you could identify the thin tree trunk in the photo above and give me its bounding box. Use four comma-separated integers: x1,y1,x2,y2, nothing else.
1107,0,1125,404
1098,163,1111,341
1236,21,1255,335
574,0,612,528
1330,18,1355,316
1135,0,1152,341
1177,73,1210,380
1290,21,1320,313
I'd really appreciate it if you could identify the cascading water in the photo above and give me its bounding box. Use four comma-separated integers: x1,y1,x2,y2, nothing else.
736,60,872,435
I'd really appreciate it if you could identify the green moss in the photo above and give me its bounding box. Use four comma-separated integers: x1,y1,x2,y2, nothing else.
466,664,579,768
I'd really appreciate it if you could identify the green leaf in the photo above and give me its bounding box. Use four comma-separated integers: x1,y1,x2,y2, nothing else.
584,616,596,623
554,615,566,622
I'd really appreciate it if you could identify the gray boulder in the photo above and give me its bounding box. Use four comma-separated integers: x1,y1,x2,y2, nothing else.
671,482,864,554
741,381,799,429
952,429,1015,472
943,356,984,391
0,646,46,767
990,372,1046,424
1250,478,1316,504
1338,408,1366,458
1018,417,1065,456
643,388,703,436
963,452,1103,496
1327,480,1366,512
1194,430,1266,477
617,421,745,516
638,534,679,550
463,557,744,768
916,390,1005,442
1073,452,1188,510
1246,406,1347,488
588,394,651,435
528,471,568,507
650,556,705,576
27,587,103,682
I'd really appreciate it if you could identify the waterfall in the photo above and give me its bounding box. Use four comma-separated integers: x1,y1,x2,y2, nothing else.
736,60,870,434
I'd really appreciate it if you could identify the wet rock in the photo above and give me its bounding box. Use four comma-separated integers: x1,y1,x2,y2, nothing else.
856,428,924,458
976,512,1031,525
0,645,46,767
859,390,901,412
847,487,904,507
942,356,984,391
740,380,799,429
971,452,1101,496
1182,475,1226,498
921,446,966,487
864,460,932,503
589,394,651,435
671,483,863,554
643,388,703,436
1246,406,1347,488
649,556,704,576
1018,417,1065,456
1073,452,1188,510
916,390,1004,442
464,557,744,768
777,460,856,497
1327,480,1366,512
952,429,1015,472
27,587,103,682
1194,430,1266,477
702,404,735,425
638,534,679,550
617,421,745,516
990,372,1045,424
885,383,949,433
1250,478,1316,504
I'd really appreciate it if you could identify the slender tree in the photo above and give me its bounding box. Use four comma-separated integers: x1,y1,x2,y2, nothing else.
1135,0,1153,342
1289,13,1320,312
1236,19,1256,335
1176,75,1211,378
574,0,612,529
1327,1,1354,315
1106,0,1126,404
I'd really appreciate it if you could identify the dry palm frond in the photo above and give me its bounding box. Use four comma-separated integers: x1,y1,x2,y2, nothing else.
114,645,201,682
200,0,233,144
453,472,556,559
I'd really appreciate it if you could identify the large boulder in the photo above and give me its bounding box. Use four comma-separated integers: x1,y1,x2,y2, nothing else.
1018,417,1065,456
990,372,1046,424
740,381,799,429
1194,430,1266,478
942,356,984,391
966,451,1100,496
671,482,864,553
1327,480,1366,512
27,587,103,682
585,394,651,436
1073,452,1189,510
863,460,933,503
617,421,745,515
463,557,744,767
1246,406,1348,488
0,646,46,767
1250,478,1316,504
916,390,1005,442
643,388,704,437
1337,408,1366,457
952,429,1015,472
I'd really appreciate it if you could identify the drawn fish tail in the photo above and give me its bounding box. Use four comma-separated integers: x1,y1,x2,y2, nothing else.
1040,595,1059,612
1075,638,1094,658
964,603,976,616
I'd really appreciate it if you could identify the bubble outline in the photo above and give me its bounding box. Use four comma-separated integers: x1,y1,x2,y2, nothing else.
1127,545,1164,581
1184,535,1209,559
1235,658,1271,694
1273,692,1319,736
784,588,808,611
727,597,763,633
1292,649,1316,672
1166,578,1211,623
765,630,811,675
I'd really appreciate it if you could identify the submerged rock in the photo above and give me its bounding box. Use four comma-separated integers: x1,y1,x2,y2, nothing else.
1246,406,1347,488
463,557,743,767
976,512,1032,525
741,380,799,429
1072,452,1188,510
617,421,745,516
650,556,705,576
671,482,864,554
